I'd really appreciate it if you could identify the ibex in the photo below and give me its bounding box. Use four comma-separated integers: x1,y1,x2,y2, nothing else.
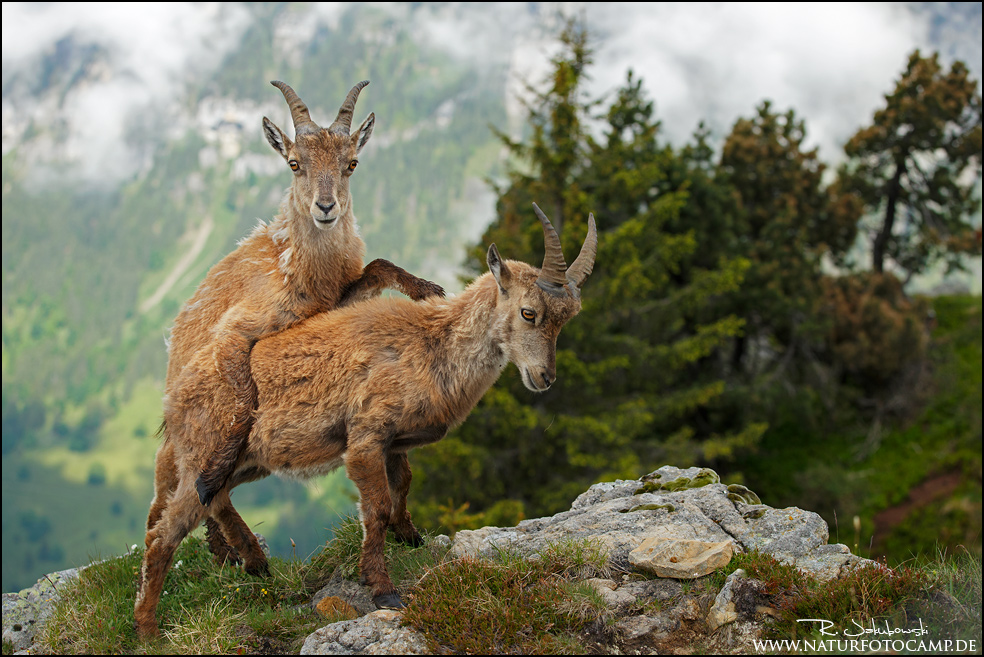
134,204,596,637
148,80,443,578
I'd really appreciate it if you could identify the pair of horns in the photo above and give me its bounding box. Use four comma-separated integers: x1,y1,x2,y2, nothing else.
270,80,369,136
534,203,597,294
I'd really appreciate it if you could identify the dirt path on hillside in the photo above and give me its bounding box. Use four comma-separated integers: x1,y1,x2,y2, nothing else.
139,215,214,314
871,470,962,550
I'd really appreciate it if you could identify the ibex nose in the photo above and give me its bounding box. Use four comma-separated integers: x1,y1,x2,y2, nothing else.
540,370,555,389
316,200,336,215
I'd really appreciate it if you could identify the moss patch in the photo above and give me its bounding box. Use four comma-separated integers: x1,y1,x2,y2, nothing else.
635,468,720,495
726,484,762,505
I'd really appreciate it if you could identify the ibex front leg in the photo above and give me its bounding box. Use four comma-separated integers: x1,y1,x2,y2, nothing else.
340,259,445,306
345,432,404,609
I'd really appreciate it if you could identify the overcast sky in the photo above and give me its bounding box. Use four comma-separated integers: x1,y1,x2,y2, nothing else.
3,3,981,170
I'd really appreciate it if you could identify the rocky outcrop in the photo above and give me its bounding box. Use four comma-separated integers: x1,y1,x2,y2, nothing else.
301,609,430,655
449,465,867,581
3,466,874,655
2,566,82,653
296,465,873,655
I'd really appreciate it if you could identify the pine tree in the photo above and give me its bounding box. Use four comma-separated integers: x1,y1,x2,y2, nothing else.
841,50,982,282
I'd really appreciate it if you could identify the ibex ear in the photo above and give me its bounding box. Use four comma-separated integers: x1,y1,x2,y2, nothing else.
355,113,374,153
263,117,293,161
487,243,511,294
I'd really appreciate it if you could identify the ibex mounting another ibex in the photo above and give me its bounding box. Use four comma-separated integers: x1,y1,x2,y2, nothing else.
147,80,443,585
134,204,596,637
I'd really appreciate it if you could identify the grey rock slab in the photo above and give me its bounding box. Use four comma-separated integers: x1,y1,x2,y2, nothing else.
707,568,745,631
310,573,378,616
2,567,81,653
581,578,637,612
300,609,429,655
450,464,873,583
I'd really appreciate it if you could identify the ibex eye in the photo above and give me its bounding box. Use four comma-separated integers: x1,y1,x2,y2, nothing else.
348,160,358,171
289,160,299,171
521,309,536,322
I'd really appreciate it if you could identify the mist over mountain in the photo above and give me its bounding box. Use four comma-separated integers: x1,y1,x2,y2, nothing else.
2,2,980,594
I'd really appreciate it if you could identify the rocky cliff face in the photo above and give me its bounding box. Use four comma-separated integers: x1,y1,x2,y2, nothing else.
3,466,875,654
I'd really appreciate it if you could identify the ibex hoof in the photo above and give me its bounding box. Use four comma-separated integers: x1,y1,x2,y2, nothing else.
372,592,405,610
426,282,446,299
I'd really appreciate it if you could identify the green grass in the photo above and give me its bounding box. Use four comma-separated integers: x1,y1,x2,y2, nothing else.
34,533,327,655
28,518,614,655
303,516,447,592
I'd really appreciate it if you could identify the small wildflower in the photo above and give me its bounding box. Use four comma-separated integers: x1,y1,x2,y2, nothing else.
174,560,183,569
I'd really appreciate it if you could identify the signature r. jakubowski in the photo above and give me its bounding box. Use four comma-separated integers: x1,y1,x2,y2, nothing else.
798,617,929,638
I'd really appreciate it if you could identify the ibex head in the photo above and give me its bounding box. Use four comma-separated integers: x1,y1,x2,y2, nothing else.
262,80,375,230
488,203,597,392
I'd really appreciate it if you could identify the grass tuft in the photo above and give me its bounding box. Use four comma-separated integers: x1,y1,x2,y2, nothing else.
402,540,612,654
708,548,981,647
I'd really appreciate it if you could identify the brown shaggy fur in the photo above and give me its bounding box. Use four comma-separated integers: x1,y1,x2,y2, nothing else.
134,209,596,638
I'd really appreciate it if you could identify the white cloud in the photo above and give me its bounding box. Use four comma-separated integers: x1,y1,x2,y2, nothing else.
580,2,976,162
2,2,251,182
2,2,980,184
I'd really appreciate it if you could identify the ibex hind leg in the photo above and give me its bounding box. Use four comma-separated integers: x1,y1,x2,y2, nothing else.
207,490,269,576
135,481,209,639
146,435,179,541
385,451,423,547
196,341,258,507
204,517,242,567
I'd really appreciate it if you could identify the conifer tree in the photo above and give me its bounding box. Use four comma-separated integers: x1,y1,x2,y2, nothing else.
841,50,982,282
717,101,861,376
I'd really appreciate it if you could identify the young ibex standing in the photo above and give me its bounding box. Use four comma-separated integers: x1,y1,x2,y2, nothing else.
148,80,443,580
134,204,596,637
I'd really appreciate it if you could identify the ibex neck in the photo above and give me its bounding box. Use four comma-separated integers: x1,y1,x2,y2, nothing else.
430,274,509,401
272,192,365,306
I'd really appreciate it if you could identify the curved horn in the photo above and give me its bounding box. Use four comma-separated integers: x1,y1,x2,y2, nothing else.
533,203,569,289
270,80,320,136
566,213,597,289
328,80,370,135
